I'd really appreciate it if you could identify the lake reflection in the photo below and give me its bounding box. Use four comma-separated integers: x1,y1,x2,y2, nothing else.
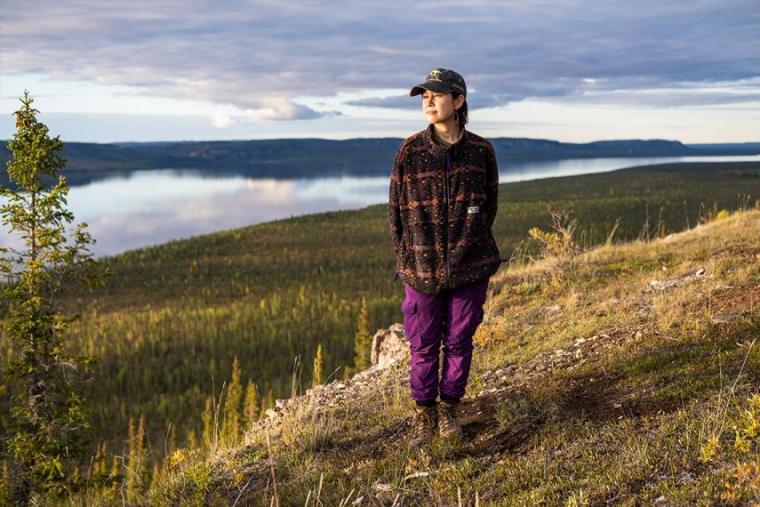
1,155,757,258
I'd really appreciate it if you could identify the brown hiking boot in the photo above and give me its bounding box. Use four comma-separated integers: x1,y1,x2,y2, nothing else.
438,399,463,440
409,404,438,448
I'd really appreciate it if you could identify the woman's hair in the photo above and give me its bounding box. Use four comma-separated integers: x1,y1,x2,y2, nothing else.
451,92,469,126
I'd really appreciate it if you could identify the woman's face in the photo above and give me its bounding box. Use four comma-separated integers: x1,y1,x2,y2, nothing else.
422,90,464,125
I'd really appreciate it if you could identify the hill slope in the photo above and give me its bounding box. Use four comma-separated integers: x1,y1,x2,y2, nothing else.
1,138,756,177
3,160,752,495
151,208,759,505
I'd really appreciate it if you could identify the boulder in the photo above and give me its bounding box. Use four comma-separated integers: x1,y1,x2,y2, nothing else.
370,323,410,369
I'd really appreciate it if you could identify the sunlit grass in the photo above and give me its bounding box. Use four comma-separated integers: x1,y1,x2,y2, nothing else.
3,162,757,503
147,208,759,505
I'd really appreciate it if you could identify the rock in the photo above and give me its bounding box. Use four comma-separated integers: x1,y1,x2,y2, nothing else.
647,268,709,292
371,323,410,368
373,482,393,494
403,471,430,481
712,313,739,325
676,471,694,485
648,277,683,290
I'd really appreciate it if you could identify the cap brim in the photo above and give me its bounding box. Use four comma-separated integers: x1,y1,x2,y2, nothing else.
409,81,452,96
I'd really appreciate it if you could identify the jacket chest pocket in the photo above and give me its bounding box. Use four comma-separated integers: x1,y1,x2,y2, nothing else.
464,193,488,235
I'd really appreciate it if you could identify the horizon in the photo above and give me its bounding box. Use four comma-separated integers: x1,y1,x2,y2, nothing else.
1,132,758,146
1,1,758,144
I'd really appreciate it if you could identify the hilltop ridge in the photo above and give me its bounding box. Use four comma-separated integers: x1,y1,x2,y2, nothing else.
151,207,759,506
1,138,757,177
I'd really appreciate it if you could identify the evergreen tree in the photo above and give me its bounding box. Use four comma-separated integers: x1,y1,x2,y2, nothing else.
352,297,372,371
108,455,120,492
186,429,198,451
87,440,111,488
243,380,259,427
148,463,161,495
91,441,106,479
221,356,243,446
201,396,214,449
0,90,109,502
261,388,275,416
312,343,324,386
126,415,148,503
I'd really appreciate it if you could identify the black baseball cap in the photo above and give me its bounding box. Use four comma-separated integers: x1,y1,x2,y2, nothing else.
410,68,467,97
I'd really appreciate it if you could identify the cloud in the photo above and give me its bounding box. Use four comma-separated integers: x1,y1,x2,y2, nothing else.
555,77,760,108
211,112,235,128
0,0,758,115
209,96,343,126
243,96,338,121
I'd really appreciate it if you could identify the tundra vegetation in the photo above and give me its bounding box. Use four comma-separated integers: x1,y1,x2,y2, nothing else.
149,206,759,506
0,95,758,503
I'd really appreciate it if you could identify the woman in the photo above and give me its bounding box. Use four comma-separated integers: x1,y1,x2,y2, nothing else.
388,68,502,448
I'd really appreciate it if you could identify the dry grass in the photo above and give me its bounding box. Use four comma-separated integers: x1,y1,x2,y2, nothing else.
151,209,760,506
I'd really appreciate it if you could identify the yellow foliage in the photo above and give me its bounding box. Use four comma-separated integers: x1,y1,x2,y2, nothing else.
733,428,751,454
527,207,578,258
168,449,188,469
699,434,720,463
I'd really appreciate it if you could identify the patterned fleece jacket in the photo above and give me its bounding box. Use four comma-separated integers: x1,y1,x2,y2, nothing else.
388,123,501,294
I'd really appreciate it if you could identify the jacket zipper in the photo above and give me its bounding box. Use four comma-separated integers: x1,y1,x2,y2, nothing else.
444,150,452,289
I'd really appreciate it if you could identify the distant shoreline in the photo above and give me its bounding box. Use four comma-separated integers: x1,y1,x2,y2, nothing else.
1,138,758,175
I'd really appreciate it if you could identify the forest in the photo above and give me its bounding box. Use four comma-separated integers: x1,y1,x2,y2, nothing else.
1,159,758,501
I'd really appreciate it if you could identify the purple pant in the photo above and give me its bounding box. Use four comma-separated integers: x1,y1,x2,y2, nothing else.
401,277,490,402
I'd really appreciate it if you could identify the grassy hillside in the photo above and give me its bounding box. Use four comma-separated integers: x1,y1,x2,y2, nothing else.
63,161,760,448
150,207,760,506
2,161,758,502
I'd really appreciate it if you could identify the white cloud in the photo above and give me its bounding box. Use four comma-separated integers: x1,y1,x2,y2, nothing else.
243,96,325,121
210,112,235,128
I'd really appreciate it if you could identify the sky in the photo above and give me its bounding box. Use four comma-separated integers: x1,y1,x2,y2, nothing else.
0,0,758,144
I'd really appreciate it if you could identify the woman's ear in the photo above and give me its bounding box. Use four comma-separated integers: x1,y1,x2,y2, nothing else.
454,94,465,109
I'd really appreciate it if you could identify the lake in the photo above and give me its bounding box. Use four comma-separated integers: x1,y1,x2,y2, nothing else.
1,155,758,259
